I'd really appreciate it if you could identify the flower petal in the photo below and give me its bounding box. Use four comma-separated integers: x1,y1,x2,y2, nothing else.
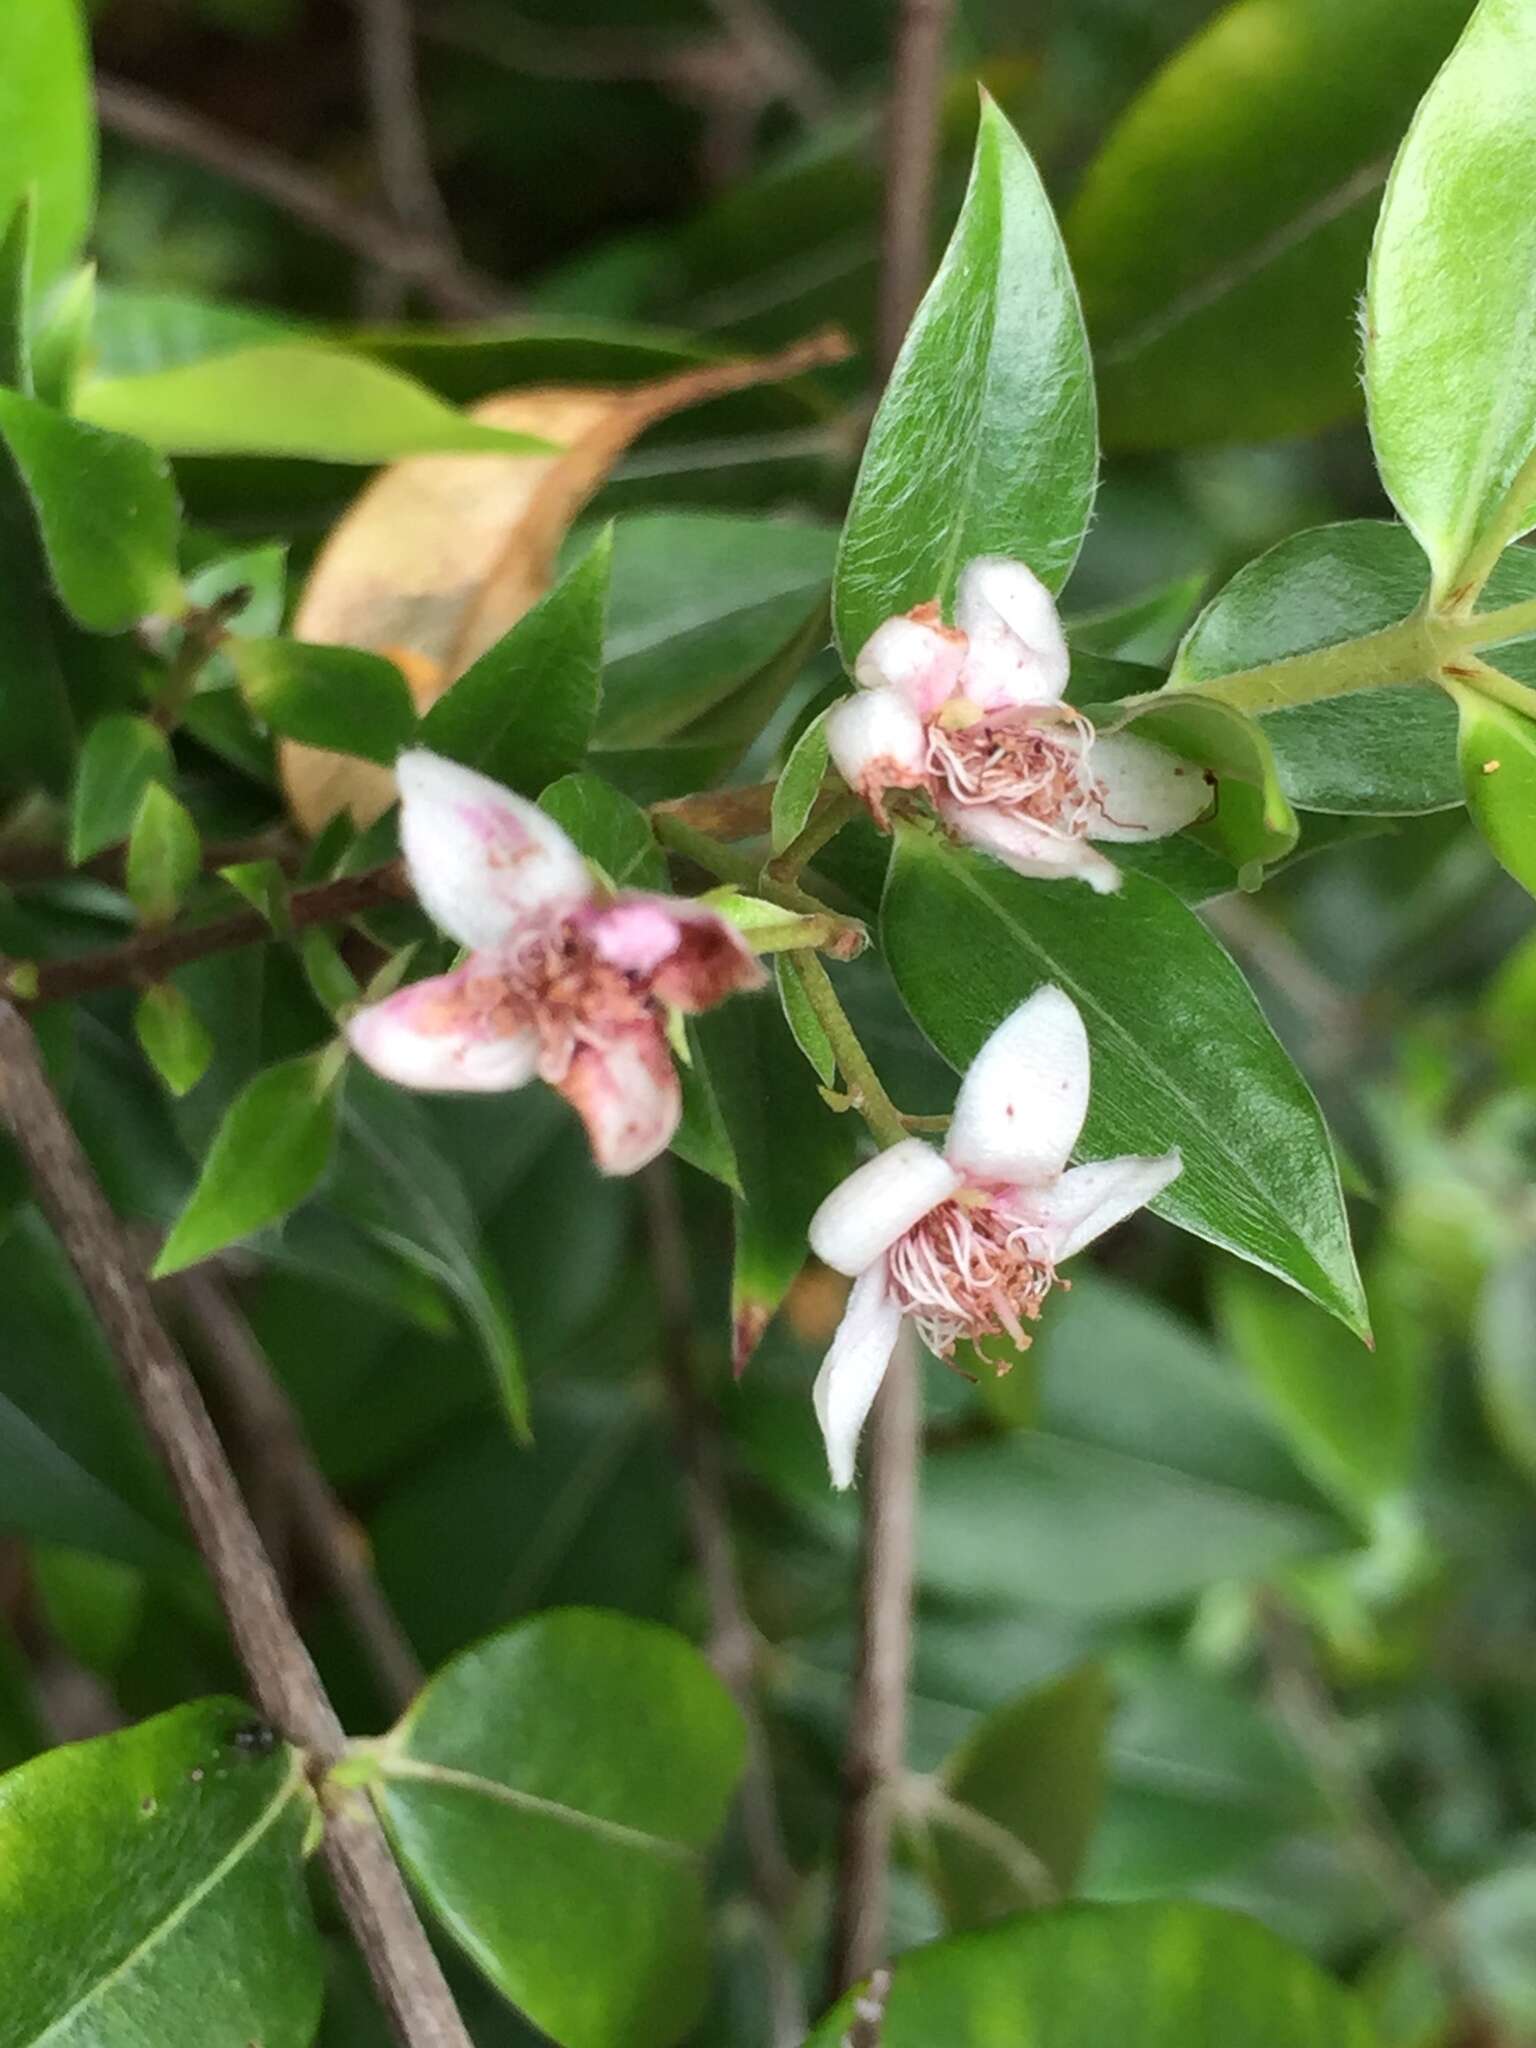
582,895,766,1011
940,798,1123,894
555,1020,681,1175
1086,733,1213,843
827,687,930,824
955,555,1069,710
1028,1150,1182,1262
853,609,967,719
396,748,591,952
813,1263,905,1489
346,966,539,1092
946,985,1090,1187
809,1138,960,1277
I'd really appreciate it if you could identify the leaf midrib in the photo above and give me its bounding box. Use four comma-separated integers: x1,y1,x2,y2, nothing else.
380,1755,694,1861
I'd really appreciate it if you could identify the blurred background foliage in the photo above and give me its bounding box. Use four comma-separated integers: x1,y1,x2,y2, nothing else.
6,1,1536,2044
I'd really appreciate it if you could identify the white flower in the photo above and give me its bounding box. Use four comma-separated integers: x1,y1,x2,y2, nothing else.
346,750,764,1175
827,556,1212,891
806,986,1181,1487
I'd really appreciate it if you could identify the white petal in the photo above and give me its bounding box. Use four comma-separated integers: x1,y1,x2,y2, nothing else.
827,688,929,812
853,613,966,719
554,1022,681,1176
1030,1150,1182,1262
346,970,539,1093
813,1263,905,1489
946,985,1090,1186
955,555,1069,710
942,799,1123,894
809,1139,960,1277
396,749,591,951
1087,733,1213,843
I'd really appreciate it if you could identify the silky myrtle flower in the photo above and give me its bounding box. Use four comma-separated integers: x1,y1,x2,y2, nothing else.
827,555,1212,892
346,750,764,1175
806,986,1180,1487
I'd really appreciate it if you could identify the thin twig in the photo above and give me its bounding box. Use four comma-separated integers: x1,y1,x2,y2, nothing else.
0,998,472,2048
95,75,502,319
640,1162,805,2048
825,1327,921,2001
168,1268,423,1715
875,0,957,377
350,0,466,279
705,0,835,122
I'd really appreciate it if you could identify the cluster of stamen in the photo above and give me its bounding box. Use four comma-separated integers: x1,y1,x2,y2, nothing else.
925,706,1102,839
452,925,655,1081
884,1193,1055,1361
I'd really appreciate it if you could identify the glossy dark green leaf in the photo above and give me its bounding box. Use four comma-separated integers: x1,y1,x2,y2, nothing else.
423,528,609,795
69,713,173,865
76,344,555,461
670,1022,740,1190
0,1698,323,2048
806,1901,1381,2047
234,638,419,765
125,781,200,924
0,196,34,395
882,825,1366,1332
834,97,1096,659
134,983,215,1100
922,1665,1112,1927
538,771,666,890
1366,0,1536,601
155,1053,339,1277
1454,682,1536,898
0,0,95,288
377,1610,744,2048
1068,0,1470,450
0,389,182,631
1170,521,1536,811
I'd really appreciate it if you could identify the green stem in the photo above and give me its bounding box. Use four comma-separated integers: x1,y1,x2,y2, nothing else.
1442,446,1536,614
764,788,863,886
783,953,908,1150
653,812,846,922
1445,660,1536,723
745,914,861,957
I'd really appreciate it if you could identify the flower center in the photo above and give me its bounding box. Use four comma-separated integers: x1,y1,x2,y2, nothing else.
458,925,657,1080
885,1194,1056,1360
925,707,1101,837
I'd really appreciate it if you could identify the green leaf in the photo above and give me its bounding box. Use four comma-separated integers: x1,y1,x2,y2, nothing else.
0,1698,323,2048
233,638,419,765
538,772,666,890
670,1021,740,1191
155,1053,339,1277
1068,572,1207,664
922,1665,1112,1927
882,826,1366,1332
1453,681,1536,897
69,713,173,865
30,261,94,412
135,983,215,1099
1169,521,1536,812
377,1610,744,2048
75,344,556,462
833,97,1096,659
0,0,95,288
0,388,182,631
0,195,34,394
770,706,833,855
423,527,610,794
1366,0,1536,601
806,1901,1381,2047
0,438,75,798
126,780,201,924
1474,1251,1536,1485
1067,0,1469,450
776,955,836,1085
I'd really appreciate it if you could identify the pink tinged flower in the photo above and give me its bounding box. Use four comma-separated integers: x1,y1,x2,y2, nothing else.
345,750,764,1176
805,986,1181,1488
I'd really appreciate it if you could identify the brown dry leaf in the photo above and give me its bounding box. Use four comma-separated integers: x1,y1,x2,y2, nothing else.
281,330,851,833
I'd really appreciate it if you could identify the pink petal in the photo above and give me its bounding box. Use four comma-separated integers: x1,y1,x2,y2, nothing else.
813,1263,906,1489
809,1138,960,1277
396,749,592,952
955,555,1070,711
853,608,967,720
346,965,539,1093
555,1019,681,1175
1087,733,1213,843
946,986,1090,1187
1025,1150,1182,1262
582,895,765,1012
940,797,1123,893
826,687,930,825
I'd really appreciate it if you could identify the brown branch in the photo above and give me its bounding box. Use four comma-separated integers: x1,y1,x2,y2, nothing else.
0,831,300,889
875,0,957,378
704,0,836,123
640,1162,804,2046
168,1268,423,1715
350,0,466,274
0,997,472,2048
825,1331,920,2001
95,75,502,320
